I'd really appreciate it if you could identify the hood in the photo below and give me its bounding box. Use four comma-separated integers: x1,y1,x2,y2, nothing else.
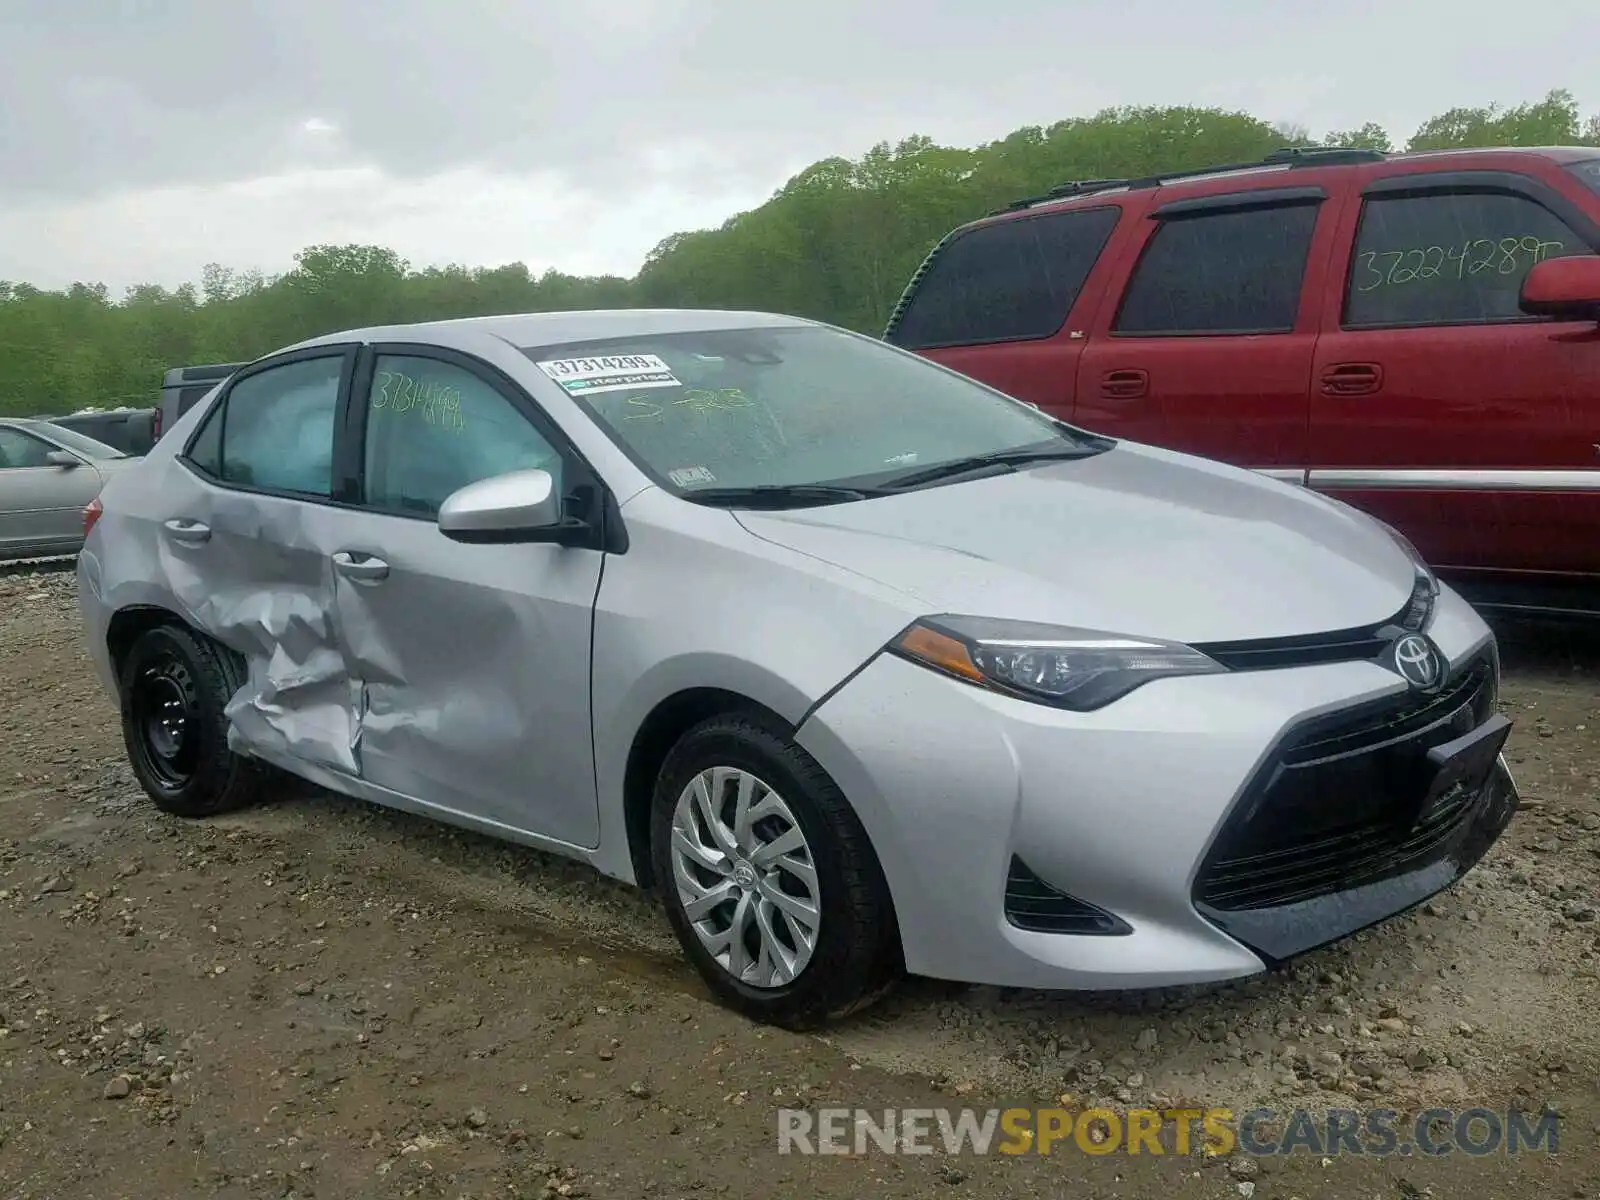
734,443,1417,644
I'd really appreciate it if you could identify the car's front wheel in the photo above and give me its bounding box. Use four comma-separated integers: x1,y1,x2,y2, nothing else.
650,712,901,1028
118,623,270,818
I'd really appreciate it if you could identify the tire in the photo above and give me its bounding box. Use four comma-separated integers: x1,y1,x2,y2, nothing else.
650,712,901,1029
118,623,270,818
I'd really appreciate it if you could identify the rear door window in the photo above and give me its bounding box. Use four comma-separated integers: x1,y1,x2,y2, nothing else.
1113,202,1320,336
1344,188,1592,327
885,206,1120,349
186,356,343,497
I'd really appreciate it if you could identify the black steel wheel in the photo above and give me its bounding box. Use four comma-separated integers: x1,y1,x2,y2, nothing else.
118,623,270,817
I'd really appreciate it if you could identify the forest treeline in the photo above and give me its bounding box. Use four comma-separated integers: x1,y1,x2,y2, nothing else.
2,88,1597,416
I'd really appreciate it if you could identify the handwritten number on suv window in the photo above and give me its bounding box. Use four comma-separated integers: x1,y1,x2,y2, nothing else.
1355,236,1565,292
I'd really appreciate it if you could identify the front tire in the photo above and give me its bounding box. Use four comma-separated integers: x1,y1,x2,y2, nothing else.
118,624,270,818
649,712,901,1028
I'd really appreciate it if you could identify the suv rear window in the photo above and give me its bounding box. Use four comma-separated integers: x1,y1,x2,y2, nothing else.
885,206,1119,349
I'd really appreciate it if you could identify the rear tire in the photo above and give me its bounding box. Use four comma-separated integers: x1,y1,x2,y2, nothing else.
118,624,270,818
650,712,901,1029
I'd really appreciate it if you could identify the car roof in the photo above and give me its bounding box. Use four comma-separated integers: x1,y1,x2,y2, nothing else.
283,308,820,356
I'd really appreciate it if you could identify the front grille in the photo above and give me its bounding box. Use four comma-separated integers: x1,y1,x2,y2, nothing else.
1193,570,1436,672
1194,652,1498,911
1004,856,1131,935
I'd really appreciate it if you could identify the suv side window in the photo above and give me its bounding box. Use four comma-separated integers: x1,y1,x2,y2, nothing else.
0,428,54,469
886,206,1120,349
187,357,342,496
1344,189,1590,327
1114,202,1319,336
361,355,564,517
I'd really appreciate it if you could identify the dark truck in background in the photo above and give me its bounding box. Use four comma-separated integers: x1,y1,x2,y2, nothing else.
158,362,246,439
27,361,245,456
34,406,160,456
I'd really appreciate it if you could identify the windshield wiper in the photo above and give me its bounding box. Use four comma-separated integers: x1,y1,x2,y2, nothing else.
878,443,1106,491
680,484,880,509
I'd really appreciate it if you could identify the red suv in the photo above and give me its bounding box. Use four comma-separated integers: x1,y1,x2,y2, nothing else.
885,146,1600,617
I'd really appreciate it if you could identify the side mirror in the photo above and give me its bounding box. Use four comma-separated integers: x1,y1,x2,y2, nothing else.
438,468,584,545
46,449,82,469
1519,256,1600,321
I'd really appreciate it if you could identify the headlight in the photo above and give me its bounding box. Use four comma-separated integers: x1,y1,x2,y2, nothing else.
887,616,1226,711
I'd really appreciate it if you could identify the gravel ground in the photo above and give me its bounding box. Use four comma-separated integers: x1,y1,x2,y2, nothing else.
2,566,1597,1199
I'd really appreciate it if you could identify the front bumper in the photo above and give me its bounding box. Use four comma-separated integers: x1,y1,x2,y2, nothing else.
794,587,1517,990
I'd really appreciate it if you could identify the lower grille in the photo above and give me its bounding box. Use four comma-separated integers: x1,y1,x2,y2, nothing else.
1004,857,1130,935
1195,651,1498,911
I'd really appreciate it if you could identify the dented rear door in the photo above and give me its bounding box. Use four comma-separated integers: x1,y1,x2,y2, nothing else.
155,346,366,777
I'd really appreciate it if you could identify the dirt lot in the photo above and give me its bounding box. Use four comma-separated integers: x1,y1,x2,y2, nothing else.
2,565,1598,1199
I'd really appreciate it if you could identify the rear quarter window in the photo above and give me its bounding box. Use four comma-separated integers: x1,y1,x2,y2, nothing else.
885,205,1120,349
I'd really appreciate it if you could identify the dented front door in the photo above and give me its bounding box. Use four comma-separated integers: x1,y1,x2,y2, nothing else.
329,346,605,848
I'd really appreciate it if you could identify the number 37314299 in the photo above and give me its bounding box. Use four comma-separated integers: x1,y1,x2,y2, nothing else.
1355,236,1566,292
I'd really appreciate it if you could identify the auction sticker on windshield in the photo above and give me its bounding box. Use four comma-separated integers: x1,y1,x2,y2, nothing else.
536,354,680,396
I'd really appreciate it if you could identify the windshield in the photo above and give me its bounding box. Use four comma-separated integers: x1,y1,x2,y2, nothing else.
519,324,1097,494
24,420,127,459
1569,158,1600,198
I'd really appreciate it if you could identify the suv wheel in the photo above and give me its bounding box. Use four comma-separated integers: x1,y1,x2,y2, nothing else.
119,624,270,818
649,713,901,1028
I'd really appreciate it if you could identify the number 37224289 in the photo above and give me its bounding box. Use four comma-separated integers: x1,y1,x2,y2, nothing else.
1355,236,1566,292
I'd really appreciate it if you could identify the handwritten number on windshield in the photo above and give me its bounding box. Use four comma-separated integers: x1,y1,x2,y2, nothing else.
1355,236,1565,292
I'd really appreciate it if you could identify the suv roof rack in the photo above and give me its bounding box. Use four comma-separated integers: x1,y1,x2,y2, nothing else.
995,145,1387,213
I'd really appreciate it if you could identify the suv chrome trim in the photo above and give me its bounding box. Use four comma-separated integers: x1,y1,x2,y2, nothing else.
1310,468,1600,491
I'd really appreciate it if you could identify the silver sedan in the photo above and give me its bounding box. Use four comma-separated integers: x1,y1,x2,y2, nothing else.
76,309,1517,1027
1,417,138,561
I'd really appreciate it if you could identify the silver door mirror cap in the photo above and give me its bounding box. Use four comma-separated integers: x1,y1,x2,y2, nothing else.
437,469,562,542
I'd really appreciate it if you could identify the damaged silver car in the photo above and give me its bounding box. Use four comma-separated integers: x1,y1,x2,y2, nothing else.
78,309,1517,1028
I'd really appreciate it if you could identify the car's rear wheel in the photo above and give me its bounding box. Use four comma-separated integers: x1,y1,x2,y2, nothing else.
649,712,901,1028
119,623,270,818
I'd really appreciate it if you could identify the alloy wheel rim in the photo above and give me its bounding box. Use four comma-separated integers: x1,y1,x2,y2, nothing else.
668,766,821,988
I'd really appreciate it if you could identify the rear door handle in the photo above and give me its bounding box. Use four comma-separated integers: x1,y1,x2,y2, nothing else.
331,551,390,582
1099,368,1149,399
161,518,210,545
1321,363,1383,396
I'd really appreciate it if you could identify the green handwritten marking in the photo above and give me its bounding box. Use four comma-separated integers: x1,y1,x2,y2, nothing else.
371,371,465,433
618,387,752,419
1355,236,1565,292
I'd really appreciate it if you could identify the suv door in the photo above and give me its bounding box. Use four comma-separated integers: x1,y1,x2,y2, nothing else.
0,425,104,556
1074,183,1349,480
1309,169,1600,582
325,346,605,848
172,347,362,774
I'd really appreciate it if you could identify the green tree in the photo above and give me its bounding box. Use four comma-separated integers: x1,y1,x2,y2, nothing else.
1,90,1596,417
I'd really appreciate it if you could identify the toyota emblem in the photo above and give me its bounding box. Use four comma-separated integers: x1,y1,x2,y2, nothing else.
1391,633,1443,691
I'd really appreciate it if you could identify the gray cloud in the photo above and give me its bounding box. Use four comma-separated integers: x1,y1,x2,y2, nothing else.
1,0,1595,206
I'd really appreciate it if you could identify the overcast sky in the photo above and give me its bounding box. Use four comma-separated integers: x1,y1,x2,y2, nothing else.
2,0,1594,294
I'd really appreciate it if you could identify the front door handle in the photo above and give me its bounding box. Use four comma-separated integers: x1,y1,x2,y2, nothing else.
1100,368,1149,399
331,551,390,582
161,518,211,545
1321,363,1383,396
